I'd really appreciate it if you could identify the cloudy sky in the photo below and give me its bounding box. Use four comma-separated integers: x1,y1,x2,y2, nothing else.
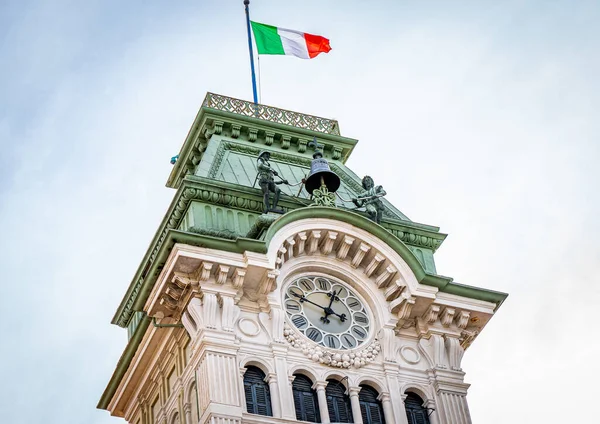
1,0,598,422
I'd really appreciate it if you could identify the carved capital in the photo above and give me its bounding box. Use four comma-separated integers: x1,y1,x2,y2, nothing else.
298,138,308,153
336,235,355,260
321,231,338,255
313,381,328,391
375,265,396,288
213,120,224,135
233,268,246,288
197,262,213,282
351,242,371,268
424,304,441,324
259,269,279,295
456,311,470,329
265,131,275,146
248,128,258,142
231,124,241,138
265,372,278,385
332,146,343,160
365,253,385,277
296,232,307,255
216,265,230,285
347,386,361,397
378,392,392,403
440,307,456,327
308,230,322,254
391,293,416,318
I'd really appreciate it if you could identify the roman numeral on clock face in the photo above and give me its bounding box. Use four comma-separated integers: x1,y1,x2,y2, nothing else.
355,315,368,324
300,280,313,291
348,300,359,308
352,327,366,338
285,301,300,311
292,315,307,328
306,328,321,341
318,279,329,290
327,336,336,348
343,335,355,348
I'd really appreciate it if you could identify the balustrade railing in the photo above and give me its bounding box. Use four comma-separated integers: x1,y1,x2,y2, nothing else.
202,92,340,135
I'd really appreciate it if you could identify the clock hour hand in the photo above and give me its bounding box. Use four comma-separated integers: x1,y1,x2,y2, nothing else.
321,289,343,323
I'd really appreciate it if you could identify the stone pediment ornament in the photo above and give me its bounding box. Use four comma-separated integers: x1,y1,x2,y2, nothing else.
284,323,381,369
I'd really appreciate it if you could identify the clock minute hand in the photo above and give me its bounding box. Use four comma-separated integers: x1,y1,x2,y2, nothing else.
292,293,328,311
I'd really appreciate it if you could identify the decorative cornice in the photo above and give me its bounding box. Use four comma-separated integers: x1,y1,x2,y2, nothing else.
167,93,359,189
203,92,341,135
112,185,498,328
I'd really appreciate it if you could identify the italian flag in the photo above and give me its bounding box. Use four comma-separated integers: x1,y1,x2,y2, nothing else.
250,21,331,59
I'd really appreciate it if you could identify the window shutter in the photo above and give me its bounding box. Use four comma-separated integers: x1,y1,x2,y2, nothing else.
325,379,353,423
404,392,430,424
358,385,385,424
292,375,320,423
243,366,272,417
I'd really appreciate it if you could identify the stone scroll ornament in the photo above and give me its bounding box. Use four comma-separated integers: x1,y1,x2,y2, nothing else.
284,324,381,369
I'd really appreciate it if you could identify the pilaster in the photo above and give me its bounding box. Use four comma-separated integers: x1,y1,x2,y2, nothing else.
271,343,296,420
383,363,408,424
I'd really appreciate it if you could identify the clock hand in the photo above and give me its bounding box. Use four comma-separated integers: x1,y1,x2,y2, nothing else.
291,292,329,312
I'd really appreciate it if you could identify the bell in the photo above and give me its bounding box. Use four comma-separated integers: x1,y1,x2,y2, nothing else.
304,154,341,195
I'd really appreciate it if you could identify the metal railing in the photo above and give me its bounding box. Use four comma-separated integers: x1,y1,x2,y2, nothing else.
202,92,341,135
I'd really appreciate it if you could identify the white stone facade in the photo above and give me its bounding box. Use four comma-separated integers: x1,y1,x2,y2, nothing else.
107,217,500,424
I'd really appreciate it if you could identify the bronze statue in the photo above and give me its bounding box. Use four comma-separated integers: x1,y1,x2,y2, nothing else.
352,176,387,223
257,151,288,213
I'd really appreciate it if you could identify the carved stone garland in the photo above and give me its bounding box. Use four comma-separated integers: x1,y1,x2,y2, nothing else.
283,324,381,369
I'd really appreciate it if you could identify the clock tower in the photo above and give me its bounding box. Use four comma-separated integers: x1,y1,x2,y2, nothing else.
98,93,507,424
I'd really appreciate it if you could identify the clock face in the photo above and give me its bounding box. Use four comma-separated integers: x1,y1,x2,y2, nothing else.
283,275,371,350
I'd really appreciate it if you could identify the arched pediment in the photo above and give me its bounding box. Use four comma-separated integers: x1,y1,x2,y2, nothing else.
264,208,441,320
265,207,435,288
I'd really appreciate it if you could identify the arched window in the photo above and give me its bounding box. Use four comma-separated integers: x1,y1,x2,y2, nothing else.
325,379,353,423
292,374,320,423
359,385,386,424
405,392,431,424
243,366,272,416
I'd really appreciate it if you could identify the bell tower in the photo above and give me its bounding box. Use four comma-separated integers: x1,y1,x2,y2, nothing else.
98,93,507,424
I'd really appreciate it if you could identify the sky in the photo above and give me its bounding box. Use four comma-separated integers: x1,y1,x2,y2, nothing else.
0,0,598,422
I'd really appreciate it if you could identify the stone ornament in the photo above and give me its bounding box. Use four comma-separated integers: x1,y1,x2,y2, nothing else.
237,318,261,337
399,345,421,364
284,323,381,369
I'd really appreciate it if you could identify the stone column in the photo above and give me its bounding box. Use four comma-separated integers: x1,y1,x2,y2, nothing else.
383,363,409,424
272,343,296,420
378,392,395,424
313,381,330,423
266,372,282,418
432,369,472,424
183,402,192,424
348,386,363,424
424,399,440,424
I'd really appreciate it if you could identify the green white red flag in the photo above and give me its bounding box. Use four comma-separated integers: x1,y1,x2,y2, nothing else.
250,21,331,59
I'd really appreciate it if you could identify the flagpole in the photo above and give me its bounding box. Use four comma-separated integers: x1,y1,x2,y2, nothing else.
244,0,259,105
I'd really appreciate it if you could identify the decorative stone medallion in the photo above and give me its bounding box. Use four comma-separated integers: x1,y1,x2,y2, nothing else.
399,345,421,364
